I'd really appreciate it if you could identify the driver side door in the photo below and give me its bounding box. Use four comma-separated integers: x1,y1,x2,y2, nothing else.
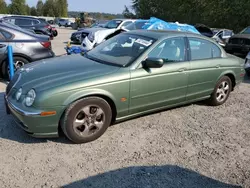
129,37,189,114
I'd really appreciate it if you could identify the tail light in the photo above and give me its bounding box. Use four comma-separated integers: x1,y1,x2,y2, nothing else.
40,41,51,49
45,25,52,29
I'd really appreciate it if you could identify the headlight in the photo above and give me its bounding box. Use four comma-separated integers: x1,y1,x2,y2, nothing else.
15,88,22,101
25,89,36,107
88,32,95,42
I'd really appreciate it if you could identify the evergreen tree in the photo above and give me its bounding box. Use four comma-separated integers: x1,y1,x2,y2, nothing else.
30,7,37,16
0,0,8,14
9,0,27,15
36,0,44,16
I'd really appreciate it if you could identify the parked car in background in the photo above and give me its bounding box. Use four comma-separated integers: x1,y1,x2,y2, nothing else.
71,19,136,44
5,30,245,144
90,20,109,28
0,20,55,79
211,28,234,47
245,52,250,76
225,26,250,56
195,24,214,38
58,18,72,27
38,18,58,37
2,16,54,39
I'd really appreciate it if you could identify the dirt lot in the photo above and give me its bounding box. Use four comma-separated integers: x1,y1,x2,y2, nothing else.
0,28,250,188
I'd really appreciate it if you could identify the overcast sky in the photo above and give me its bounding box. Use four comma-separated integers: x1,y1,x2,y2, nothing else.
5,0,132,14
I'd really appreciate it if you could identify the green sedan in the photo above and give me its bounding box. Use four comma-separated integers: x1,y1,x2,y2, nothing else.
5,30,246,144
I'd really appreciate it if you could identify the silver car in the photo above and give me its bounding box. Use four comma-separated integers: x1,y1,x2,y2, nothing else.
0,20,55,79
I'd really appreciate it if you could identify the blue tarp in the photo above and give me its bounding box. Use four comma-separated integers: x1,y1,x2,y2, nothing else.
142,17,201,34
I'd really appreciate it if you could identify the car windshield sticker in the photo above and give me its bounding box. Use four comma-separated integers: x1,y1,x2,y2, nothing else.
135,39,152,46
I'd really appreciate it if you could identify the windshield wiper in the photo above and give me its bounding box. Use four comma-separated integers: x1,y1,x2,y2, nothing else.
84,53,122,67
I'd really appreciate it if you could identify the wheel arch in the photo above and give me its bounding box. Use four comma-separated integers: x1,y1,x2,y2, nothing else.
58,91,118,131
217,70,236,91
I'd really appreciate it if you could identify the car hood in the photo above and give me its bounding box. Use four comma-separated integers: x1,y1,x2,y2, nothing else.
17,54,120,92
230,34,250,39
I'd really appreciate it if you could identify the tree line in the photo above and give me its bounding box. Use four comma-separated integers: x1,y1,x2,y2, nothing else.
68,11,123,20
0,0,68,17
123,0,250,32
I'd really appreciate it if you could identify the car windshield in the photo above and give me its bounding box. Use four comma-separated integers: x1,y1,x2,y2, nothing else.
85,33,155,67
240,27,250,34
125,21,148,31
103,20,122,29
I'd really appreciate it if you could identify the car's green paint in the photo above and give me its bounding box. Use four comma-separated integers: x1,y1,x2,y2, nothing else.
5,30,245,138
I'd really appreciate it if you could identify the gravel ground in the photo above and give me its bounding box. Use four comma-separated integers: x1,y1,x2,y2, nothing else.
0,28,250,188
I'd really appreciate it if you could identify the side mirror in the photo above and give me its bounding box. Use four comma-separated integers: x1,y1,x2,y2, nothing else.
142,57,164,68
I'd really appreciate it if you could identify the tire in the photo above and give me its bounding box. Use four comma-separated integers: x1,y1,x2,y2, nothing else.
246,70,250,77
61,97,112,144
2,56,29,80
208,76,232,106
53,30,58,37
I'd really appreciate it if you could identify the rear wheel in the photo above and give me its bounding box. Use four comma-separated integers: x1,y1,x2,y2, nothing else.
2,56,29,80
208,76,232,106
61,97,112,144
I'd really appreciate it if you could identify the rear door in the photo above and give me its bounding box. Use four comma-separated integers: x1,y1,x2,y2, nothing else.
186,37,223,101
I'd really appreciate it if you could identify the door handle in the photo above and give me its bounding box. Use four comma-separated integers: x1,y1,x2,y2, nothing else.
216,65,220,68
0,44,6,48
178,68,186,72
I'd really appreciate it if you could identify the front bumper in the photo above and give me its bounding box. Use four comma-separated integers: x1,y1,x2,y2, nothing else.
4,94,62,138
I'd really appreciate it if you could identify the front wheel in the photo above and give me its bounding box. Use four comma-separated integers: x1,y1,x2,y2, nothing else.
61,97,112,144
208,76,232,106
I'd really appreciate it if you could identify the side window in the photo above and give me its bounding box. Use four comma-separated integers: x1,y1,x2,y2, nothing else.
188,38,212,60
32,19,40,25
224,30,232,37
148,37,186,62
121,21,133,27
15,18,32,26
212,43,222,58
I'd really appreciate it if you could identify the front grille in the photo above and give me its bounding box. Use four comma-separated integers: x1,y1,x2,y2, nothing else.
229,38,250,45
6,73,21,95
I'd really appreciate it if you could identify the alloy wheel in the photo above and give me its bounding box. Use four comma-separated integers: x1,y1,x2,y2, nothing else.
216,81,230,102
73,105,105,137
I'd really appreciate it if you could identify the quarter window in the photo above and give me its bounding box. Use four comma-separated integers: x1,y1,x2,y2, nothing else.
212,43,221,58
188,38,221,60
148,37,186,62
32,19,40,25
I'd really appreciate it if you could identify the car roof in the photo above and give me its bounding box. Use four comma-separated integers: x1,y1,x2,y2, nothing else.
126,29,203,39
3,15,39,20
